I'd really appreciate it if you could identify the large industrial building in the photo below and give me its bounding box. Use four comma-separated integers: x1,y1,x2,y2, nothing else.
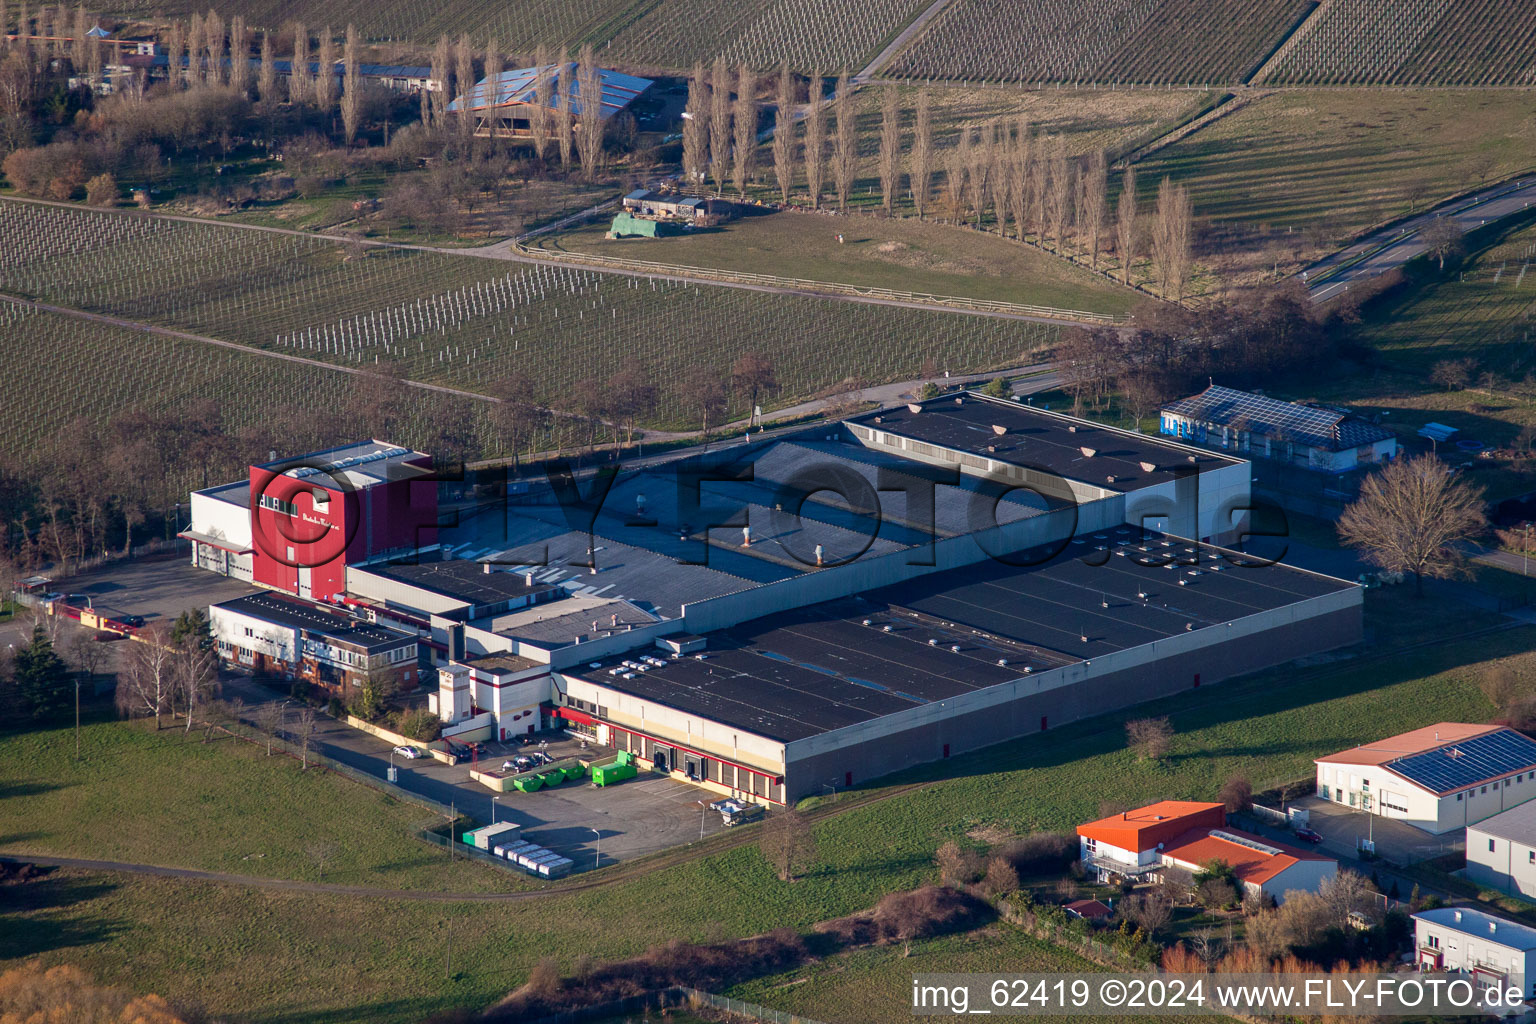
183,441,438,602
190,394,1364,801
1316,724,1536,835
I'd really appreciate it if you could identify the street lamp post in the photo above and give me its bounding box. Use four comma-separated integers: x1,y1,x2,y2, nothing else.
590,827,601,870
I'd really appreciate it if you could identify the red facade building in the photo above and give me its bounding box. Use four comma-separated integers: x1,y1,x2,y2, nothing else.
241,441,437,602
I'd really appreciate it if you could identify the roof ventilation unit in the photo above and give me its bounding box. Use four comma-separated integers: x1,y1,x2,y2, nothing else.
928,638,938,646
1080,447,1097,458
882,624,894,633
1140,461,1157,473
992,424,1008,436
997,659,1008,667
950,644,961,653
907,403,922,414
862,618,872,626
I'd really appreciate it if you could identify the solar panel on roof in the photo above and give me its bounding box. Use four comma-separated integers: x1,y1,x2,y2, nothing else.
1388,729,1536,794
1164,386,1345,448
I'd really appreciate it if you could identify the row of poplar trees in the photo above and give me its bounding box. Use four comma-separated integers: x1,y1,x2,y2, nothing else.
679,64,1193,299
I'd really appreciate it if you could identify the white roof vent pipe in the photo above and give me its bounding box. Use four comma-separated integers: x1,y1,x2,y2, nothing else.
1081,447,1097,458
992,424,1008,436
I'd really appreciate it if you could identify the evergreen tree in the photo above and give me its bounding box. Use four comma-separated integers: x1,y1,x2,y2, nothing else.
15,625,68,721
170,608,212,651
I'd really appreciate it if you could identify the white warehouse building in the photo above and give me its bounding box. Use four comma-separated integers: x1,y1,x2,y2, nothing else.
1316,724,1536,835
1414,906,1536,998
1467,801,1536,901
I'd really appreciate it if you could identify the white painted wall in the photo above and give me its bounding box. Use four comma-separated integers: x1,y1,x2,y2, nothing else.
1467,827,1536,900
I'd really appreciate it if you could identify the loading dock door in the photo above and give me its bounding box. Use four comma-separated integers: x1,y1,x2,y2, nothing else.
654,747,670,772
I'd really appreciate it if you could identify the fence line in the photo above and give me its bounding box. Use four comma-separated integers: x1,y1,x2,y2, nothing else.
513,238,1124,324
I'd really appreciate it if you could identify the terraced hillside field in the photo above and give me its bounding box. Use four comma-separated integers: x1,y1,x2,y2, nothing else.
0,200,1058,430
886,0,1310,84
0,299,502,465
104,0,639,50
107,0,930,71
1259,0,1536,85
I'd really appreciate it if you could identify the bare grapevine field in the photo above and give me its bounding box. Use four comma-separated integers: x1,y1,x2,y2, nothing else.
106,0,930,72
1260,0,1536,85
0,201,1058,431
606,0,931,74
886,0,1306,84
0,300,503,463
104,0,639,50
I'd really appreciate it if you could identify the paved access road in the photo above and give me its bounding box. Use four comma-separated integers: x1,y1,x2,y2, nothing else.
1306,177,1536,304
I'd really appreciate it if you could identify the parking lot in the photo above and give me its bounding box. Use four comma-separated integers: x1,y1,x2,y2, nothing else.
219,674,730,871
1292,795,1464,865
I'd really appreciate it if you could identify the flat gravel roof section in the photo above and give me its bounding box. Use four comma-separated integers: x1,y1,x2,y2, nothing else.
214,592,416,652
572,532,1354,743
365,559,559,607
852,395,1240,491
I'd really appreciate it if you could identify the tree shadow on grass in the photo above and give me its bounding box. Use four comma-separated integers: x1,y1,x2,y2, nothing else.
0,869,125,959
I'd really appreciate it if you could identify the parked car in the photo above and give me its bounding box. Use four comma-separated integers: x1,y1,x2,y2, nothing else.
393,745,424,759
1294,827,1323,844
119,614,146,628
466,742,487,757
444,742,469,759
512,755,537,772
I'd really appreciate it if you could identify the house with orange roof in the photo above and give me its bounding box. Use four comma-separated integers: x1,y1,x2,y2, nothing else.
1316,724,1536,835
1078,800,1335,905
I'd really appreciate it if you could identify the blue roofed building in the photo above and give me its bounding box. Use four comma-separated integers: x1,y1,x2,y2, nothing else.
447,63,652,139
1316,723,1536,835
1161,384,1397,473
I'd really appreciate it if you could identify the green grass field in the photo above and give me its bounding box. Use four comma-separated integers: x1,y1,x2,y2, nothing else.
3,613,1526,1023
0,716,524,893
1136,90,1536,250
538,209,1137,314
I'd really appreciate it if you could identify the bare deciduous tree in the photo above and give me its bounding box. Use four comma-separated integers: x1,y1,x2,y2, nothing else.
453,34,473,140
877,82,900,215
801,74,824,209
909,88,932,220
770,63,794,203
290,22,311,105
682,61,709,184
1079,149,1107,270
1423,214,1465,271
256,700,283,756
340,23,361,145
681,364,727,436
294,705,317,768
942,132,966,223
760,808,816,881
1125,715,1172,760
731,351,777,425
115,625,174,729
556,47,573,168
257,29,275,104
229,15,249,95
729,62,757,196
575,44,603,181
1153,176,1192,300
1046,138,1072,253
1116,164,1138,285
204,9,225,87
306,838,339,881
530,43,552,160
708,56,730,193
1338,454,1487,596
1121,891,1172,935
1219,774,1253,813
832,70,855,213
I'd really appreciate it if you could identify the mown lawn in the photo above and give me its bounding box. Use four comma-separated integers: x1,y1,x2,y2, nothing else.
540,208,1137,314
0,715,524,894
2,621,1526,1023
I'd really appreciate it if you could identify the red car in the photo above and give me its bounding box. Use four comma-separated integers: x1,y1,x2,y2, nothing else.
1294,827,1323,844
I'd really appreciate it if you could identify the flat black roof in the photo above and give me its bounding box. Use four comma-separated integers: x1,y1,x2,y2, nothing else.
214,592,417,652
365,559,558,608
571,532,1354,743
850,395,1240,491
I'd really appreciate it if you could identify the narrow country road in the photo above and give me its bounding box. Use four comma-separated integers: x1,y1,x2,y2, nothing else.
1305,176,1536,303
854,0,955,81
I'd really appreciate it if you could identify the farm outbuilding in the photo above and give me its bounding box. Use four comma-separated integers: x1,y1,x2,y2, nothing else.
447,63,653,139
